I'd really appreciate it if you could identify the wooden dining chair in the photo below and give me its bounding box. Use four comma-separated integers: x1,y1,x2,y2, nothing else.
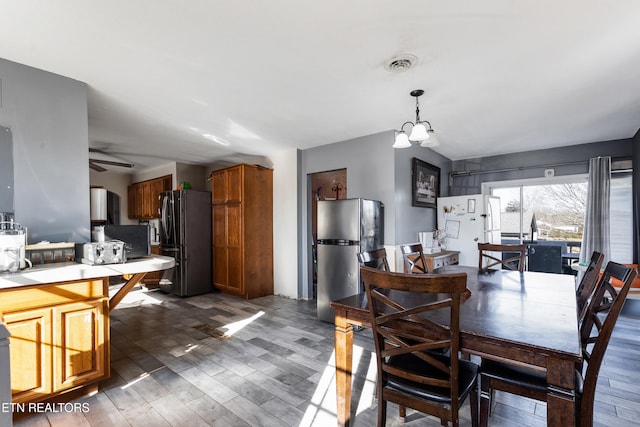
478,261,637,427
357,247,390,271
477,243,526,272
360,266,479,427
575,251,605,323
399,243,429,274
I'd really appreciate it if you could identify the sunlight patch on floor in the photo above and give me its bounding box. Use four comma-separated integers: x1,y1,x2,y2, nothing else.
300,345,377,426
218,310,265,338
111,286,164,306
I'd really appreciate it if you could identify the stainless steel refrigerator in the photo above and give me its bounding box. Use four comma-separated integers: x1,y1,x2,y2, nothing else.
316,198,384,323
159,189,212,296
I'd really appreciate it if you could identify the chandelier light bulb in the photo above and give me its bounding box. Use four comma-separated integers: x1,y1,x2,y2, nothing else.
409,122,428,141
393,131,411,148
420,130,440,147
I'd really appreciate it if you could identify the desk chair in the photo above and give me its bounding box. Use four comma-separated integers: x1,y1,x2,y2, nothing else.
477,243,527,272
575,251,604,323
400,243,429,274
479,261,637,427
360,266,479,427
357,248,390,271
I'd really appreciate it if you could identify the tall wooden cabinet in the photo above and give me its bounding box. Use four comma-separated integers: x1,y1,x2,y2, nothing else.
210,164,273,299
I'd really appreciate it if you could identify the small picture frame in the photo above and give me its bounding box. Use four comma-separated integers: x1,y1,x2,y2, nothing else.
468,198,476,213
412,158,440,208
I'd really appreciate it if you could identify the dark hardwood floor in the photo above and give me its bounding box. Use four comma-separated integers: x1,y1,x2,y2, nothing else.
13,286,640,426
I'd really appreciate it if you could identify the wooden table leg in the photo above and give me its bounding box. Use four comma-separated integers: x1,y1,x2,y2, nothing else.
109,272,147,312
546,358,576,426
334,309,354,427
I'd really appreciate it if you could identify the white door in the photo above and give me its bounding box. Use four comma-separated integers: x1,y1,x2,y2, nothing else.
437,194,486,267
485,196,501,236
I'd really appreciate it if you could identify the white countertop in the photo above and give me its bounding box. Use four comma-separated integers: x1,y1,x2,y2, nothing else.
0,255,175,289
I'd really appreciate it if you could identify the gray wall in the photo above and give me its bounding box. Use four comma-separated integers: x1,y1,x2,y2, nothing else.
300,131,395,298
299,130,452,296
448,139,632,195
393,144,451,244
302,131,396,242
0,126,13,212
0,58,89,243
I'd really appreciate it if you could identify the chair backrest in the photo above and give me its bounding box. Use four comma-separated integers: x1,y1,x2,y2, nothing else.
360,266,468,422
357,248,390,271
400,243,429,274
578,261,637,426
477,243,527,272
575,251,605,322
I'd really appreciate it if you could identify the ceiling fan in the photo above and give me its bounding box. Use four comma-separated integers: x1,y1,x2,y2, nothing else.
89,148,135,172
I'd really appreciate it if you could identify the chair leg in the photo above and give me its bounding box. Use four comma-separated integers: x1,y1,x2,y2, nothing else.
377,398,387,427
470,383,479,427
479,376,491,427
399,405,406,418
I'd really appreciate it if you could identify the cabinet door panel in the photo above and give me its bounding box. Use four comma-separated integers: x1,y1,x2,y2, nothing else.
211,172,226,204
135,184,145,218
213,247,228,288
53,299,107,391
227,205,242,247
142,182,153,218
227,247,243,294
149,179,164,218
4,308,52,402
226,167,242,202
212,208,227,246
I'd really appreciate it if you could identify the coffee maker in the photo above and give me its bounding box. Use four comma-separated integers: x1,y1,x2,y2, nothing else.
0,214,29,272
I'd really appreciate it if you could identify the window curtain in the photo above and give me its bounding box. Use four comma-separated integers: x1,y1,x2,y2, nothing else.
580,156,611,266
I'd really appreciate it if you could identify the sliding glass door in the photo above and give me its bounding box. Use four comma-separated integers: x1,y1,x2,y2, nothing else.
485,173,632,267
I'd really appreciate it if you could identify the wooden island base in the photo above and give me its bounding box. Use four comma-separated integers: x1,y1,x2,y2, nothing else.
0,255,174,417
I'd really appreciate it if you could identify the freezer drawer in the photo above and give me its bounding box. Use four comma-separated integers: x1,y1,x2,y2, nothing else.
316,243,361,323
158,246,183,295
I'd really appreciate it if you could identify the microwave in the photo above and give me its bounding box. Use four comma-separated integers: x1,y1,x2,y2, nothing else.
104,225,150,259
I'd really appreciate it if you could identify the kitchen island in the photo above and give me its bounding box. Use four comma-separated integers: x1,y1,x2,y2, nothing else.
0,255,174,408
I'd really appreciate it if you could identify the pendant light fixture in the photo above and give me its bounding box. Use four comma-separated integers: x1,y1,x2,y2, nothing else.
393,89,440,149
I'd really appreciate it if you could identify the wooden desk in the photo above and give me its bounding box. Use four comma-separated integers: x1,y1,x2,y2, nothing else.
424,250,459,271
331,265,581,427
404,250,459,272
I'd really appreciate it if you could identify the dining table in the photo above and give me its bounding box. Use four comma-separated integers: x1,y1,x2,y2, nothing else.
330,265,581,427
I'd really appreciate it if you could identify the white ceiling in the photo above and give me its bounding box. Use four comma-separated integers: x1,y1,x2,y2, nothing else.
2,1,639,173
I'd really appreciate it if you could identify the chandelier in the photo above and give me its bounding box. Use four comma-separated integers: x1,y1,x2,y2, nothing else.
393,89,440,149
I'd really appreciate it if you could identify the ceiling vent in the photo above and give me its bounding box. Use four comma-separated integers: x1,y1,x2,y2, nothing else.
385,54,418,72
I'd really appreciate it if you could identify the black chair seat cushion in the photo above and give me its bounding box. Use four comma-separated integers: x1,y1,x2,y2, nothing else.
385,353,479,403
481,359,584,396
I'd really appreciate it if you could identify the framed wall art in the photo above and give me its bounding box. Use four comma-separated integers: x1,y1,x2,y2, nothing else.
412,158,440,208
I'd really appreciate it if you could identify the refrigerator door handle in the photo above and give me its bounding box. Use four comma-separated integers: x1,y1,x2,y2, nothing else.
317,239,359,246
161,194,171,243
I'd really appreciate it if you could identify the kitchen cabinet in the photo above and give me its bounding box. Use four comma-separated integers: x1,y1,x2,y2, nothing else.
1,278,109,404
3,308,52,402
127,174,172,219
53,299,108,391
211,164,273,299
